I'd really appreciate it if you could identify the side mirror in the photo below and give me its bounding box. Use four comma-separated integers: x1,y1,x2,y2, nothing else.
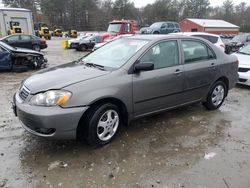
134,62,154,73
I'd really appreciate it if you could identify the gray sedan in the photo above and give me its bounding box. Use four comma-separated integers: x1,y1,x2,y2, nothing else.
13,35,238,146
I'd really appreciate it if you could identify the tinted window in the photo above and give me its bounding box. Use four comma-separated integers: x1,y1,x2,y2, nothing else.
161,23,167,28
182,40,214,63
193,35,209,41
7,35,20,41
140,40,179,69
21,35,31,40
124,23,130,33
174,23,180,28
208,36,218,43
167,23,174,28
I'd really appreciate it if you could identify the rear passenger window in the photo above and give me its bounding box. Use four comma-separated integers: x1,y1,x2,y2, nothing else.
208,36,218,43
182,40,215,63
21,35,31,40
167,23,174,28
140,40,179,69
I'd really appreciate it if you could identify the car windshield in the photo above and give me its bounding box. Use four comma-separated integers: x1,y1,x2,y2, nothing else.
107,23,122,33
150,22,163,28
232,35,247,43
81,38,148,69
238,44,250,55
0,41,15,51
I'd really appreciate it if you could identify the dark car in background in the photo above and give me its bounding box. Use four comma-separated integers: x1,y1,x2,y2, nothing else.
0,34,47,52
140,22,180,34
224,33,250,54
0,41,47,71
76,35,103,51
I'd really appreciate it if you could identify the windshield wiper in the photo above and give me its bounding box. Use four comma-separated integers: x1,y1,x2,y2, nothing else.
85,62,105,70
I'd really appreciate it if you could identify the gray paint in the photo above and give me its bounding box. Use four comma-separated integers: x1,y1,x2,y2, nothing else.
15,35,238,139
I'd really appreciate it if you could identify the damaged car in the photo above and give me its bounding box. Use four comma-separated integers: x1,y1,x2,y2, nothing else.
0,41,47,71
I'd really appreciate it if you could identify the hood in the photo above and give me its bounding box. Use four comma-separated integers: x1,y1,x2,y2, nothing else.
13,47,43,55
69,38,80,43
234,53,250,67
23,62,109,94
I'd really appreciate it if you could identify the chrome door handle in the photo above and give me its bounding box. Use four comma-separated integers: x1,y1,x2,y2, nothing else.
174,69,183,75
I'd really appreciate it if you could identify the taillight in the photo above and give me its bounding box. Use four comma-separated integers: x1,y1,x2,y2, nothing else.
236,60,239,64
41,39,46,44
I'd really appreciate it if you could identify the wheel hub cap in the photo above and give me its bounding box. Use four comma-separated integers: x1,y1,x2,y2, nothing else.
97,110,119,141
212,85,225,106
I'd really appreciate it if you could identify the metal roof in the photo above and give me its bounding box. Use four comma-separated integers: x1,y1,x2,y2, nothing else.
187,18,239,28
0,7,31,12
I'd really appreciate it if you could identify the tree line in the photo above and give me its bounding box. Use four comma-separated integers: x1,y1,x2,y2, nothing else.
2,0,250,32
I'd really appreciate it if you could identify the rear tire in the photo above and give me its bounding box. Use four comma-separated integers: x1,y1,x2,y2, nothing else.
153,31,159,34
82,103,121,146
79,44,86,51
203,81,227,110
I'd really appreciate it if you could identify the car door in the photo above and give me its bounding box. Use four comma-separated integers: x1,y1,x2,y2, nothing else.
181,39,218,103
19,35,33,49
167,23,175,33
0,46,12,70
132,40,184,116
160,23,168,34
4,35,21,48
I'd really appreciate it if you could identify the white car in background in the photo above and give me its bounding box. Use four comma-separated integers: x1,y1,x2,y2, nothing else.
173,32,225,52
234,44,250,86
68,32,96,48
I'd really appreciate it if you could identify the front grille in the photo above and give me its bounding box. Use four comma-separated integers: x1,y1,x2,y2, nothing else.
19,85,30,101
43,29,49,34
238,68,250,73
15,28,22,33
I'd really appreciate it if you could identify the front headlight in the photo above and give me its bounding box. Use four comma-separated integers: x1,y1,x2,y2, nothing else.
30,90,72,106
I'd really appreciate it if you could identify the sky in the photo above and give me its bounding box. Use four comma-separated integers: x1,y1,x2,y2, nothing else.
133,0,249,8
0,0,248,8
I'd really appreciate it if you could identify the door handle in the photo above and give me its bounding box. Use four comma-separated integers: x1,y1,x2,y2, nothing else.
210,63,216,69
174,69,183,75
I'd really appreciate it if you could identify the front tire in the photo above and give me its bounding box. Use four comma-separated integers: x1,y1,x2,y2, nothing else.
203,81,227,110
84,103,121,146
33,44,41,51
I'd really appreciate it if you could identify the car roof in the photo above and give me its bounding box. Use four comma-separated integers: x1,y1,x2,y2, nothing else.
172,32,220,37
126,34,196,41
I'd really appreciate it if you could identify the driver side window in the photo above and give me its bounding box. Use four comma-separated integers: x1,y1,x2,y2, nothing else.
140,40,179,69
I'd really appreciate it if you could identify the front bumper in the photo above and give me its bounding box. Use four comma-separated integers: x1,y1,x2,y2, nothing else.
13,92,88,139
238,69,250,86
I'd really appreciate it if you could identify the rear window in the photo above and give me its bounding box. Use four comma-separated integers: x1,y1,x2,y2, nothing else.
193,35,218,44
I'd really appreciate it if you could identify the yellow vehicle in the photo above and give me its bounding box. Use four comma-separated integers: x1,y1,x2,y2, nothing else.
67,30,77,38
8,21,22,35
54,29,63,37
34,23,51,40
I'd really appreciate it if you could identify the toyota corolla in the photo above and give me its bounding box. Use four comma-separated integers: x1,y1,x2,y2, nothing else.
13,35,238,146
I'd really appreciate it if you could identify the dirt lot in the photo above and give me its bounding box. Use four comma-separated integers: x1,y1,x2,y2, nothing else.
0,38,250,188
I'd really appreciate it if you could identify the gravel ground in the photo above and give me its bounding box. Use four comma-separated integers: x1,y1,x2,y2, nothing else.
0,38,250,188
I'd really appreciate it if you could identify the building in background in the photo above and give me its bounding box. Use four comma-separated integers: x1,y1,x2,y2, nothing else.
179,18,240,35
0,8,34,37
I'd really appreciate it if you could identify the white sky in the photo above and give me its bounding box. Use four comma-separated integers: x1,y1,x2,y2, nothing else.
133,0,249,8
0,0,248,8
